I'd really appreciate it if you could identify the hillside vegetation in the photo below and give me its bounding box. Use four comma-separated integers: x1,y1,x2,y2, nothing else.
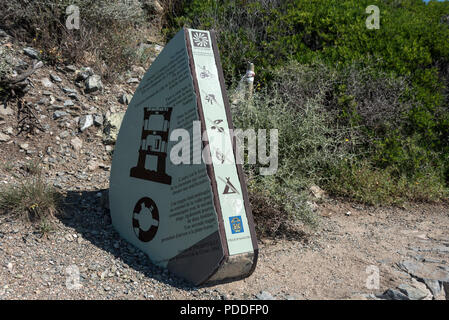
165,0,449,226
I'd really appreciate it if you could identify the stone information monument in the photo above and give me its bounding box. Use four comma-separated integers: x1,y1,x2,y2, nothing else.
109,28,258,285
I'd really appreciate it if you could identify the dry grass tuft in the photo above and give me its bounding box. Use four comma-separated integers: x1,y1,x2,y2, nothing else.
0,172,61,224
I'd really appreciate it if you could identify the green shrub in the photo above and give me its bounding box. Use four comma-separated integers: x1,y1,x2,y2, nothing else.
166,0,449,87
326,160,448,205
231,59,448,227
168,0,449,207
232,66,356,228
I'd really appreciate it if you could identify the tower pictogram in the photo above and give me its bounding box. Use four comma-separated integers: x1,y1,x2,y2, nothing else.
130,107,173,185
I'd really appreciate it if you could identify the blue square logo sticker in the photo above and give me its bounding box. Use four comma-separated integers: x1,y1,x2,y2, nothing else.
229,216,244,234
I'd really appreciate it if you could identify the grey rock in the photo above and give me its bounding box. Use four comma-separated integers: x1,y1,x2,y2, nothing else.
34,61,44,69
0,105,14,117
397,284,430,300
65,65,77,72
378,289,409,300
433,246,449,254
93,114,103,127
422,278,444,297
137,43,153,53
103,112,125,144
85,75,103,93
64,100,74,107
118,93,133,105
19,142,29,151
408,246,445,253
23,47,39,59
131,65,146,76
153,44,164,52
309,185,326,199
439,265,449,272
53,181,63,189
0,133,10,142
306,201,318,212
59,131,70,139
79,115,93,132
127,78,139,84
255,291,275,300
68,93,79,101
50,74,62,83
53,111,68,119
42,90,52,96
62,87,76,94
70,137,83,152
348,293,379,300
37,98,50,105
422,258,444,264
75,67,94,82
220,293,230,300
398,260,449,281
41,78,53,88
443,282,449,300
4,127,13,135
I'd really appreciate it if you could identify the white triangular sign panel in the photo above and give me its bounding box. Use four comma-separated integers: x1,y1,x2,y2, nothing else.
109,28,258,285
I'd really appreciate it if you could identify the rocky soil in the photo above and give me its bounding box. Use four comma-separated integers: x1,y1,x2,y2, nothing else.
1,195,448,300
1,28,448,300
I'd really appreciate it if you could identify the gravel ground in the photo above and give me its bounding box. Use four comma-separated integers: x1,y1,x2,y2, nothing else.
1,194,448,300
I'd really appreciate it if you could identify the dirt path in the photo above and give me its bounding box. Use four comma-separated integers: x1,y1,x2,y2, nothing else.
210,201,449,299
1,195,447,300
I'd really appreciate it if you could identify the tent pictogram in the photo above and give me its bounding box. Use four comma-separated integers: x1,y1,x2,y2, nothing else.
219,177,239,195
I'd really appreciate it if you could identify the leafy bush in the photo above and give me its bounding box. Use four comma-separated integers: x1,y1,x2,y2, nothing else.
168,0,449,211
272,60,413,132
168,0,449,89
233,61,448,228
231,64,357,229
327,160,448,205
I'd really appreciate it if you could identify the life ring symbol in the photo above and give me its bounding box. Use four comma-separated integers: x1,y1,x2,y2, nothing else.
132,197,159,242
